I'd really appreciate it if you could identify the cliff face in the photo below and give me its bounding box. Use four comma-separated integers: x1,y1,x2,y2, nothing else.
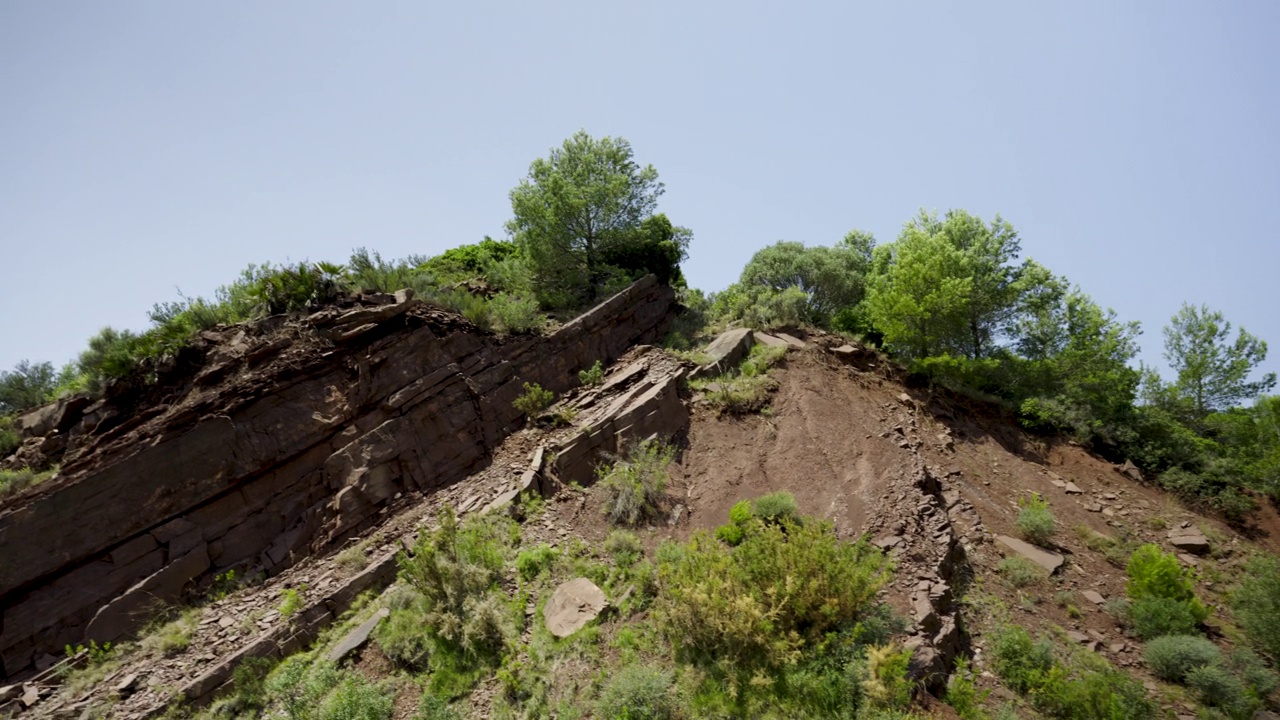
0,276,677,679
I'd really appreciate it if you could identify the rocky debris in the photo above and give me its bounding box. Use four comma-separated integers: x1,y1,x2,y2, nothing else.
1064,482,1083,494
753,333,791,350
551,350,689,486
483,447,548,515
326,608,390,663
1177,553,1199,567
0,276,677,680
688,328,754,380
1167,527,1210,555
1081,590,1106,605
544,578,607,638
773,332,807,349
995,536,1064,574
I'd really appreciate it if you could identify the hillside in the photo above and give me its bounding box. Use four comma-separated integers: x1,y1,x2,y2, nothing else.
4,289,1279,718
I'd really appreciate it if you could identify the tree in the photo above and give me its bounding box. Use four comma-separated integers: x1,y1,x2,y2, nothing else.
737,233,874,324
1163,303,1276,417
506,131,688,307
0,360,57,414
864,210,1034,360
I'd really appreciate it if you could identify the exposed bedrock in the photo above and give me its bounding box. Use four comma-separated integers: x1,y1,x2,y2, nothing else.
0,276,676,679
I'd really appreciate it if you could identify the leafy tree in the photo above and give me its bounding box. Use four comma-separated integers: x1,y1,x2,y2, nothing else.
0,360,58,414
1162,303,1276,418
865,210,1032,359
506,131,689,307
737,232,874,324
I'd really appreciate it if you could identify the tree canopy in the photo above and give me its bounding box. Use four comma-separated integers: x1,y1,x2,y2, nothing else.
506,131,690,308
1162,303,1276,418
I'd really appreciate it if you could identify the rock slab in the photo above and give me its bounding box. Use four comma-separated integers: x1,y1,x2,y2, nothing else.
544,578,607,638
995,535,1064,574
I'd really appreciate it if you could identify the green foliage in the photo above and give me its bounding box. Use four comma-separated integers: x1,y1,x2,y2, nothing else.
989,625,1154,719
860,643,913,711
604,530,644,568
140,608,200,656
372,588,431,671
0,416,19,459
1162,303,1276,418
594,665,675,720
345,247,429,294
396,509,519,662
598,439,675,526
944,660,990,720
0,360,57,414
751,490,798,524
735,234,875,325
654,511,890,678
507,131,690,307
1231,554,1280,661
1130,596,1203,640
512,382,555,417
515,544,559,581
0,465,58,498
710,283,812,330
1143,635,1220,681
488,293,543,334
998,556,1045,588
278,588,304,618
578,360,605,387
415,692,463,720
1183,663,1256,719
1016,494,1056,547
264,657,393,720
1226,647,1279,697
1125,544,1207,635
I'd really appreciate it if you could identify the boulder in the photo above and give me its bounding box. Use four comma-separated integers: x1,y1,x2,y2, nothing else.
326,608,390,663
1081,590,1106,605
689,328,754,380
1167,528,1210,555
754,333,790,350
544,578,607,638
1119,460,1144,482
995,535,1064,574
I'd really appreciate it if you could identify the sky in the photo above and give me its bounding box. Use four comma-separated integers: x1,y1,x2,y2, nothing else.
2,1,1278,383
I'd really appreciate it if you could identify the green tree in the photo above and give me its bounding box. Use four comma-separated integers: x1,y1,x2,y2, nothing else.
1162,303,1276,417
506,131,689,307
0,360,57,414
737,232,875,324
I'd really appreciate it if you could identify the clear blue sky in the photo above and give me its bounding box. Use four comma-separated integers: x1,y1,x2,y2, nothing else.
2,1,1277,382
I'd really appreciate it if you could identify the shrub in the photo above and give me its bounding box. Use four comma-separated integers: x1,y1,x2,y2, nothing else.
578,360,605,387
0,466,57,499
515,544,558,581
598,439,675,526
697,373,778,415
318,674,394,720
512,382,555,417
990,626,1055,694
998,556,1045,588
416,693,462,720
752,490,798,524
373,591,432,671
604,530,644,568
1016,494,1056,546
1231,554,1280,660
1131,596,1201,640
594,665,675,720
140,609,200,656
944,660,989,720
655,514,890,675
860,644,913,711
1184,663,1255,718
0,360,57,414
0,419,19,460
714,499,755,545
278,588,304,618
1226,647,1279,697
397,509,519,660
1143,635,1220,681
489,293,543,334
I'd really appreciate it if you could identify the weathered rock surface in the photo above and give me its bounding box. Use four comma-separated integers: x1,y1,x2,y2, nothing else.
326,608,390,663
0,276,677,679
688,328,753,380
544,578,607,638
995,535,1064,574
1167,527,1210,555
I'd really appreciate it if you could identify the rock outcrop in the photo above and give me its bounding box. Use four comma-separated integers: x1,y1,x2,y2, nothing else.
0,276,677,680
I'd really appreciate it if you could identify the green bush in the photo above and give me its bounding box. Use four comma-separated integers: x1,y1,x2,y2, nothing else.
1016,494,1056,546
860,644,914,711
598,439,675,526
604,530,643,568
1143,635,1220,681
265,658,391,720
489,293,543,334
0,466,57,499
1226,647,1279,698
396,509,519,660
1231,554,1280,660
990,626,1055,694
373,590,431,671
0,360,57,414
0,419,19,459
998,556,1045,588
655,513,890,675
594,665,675,720
1130,596,1201,640
944,660,989,720
578,360,605,387
1184,663,1255,718
415,693,462,720
515,544,558,581
752,490,798,524
512,382,555,417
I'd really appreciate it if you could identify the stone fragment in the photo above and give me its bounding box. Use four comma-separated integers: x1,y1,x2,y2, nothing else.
754,333,790,349
115,673,139,694
326,608,390,663
1167,528,1210,555
995,535,1064,574
872,535,904,550
1067,631,1089,644
1119,459,1143,482
688,328,754,380
1064,482,1083,494
1081,590,1105,605
1176,553,1199,567
773,332,807,348
544,578,607,638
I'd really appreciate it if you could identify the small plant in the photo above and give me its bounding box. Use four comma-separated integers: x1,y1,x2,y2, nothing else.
489,293,543,334
860,644,913,711
278,588,304,618
1231,554,1280,661
1143,634,1220,682
549,405,578,426
64,640,114,664
512,382,555,417
598,439,676,526
752,490,799,524
1184,663,1255,718
1130,596,1200,640
715,499,754,545
1016,494,1056,546
0,466,58,498
1125,544,1207,639
141,608,200,656
578,360,605,387
208,569,240,601
334,542,369,575
998,557,1044,588
515,544,558,581
944,659,989,720
594,665,675,720
605,530,644,568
